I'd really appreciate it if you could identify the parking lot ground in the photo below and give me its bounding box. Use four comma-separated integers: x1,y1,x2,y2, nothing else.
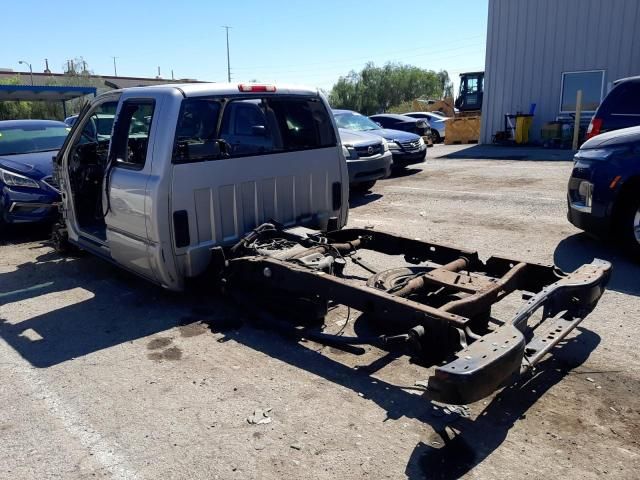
1,149,639,479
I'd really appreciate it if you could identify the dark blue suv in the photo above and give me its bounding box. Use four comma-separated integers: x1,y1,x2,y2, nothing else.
568,125,640,256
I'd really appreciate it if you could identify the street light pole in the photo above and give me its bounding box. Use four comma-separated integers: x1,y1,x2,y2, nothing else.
18,60,33,85
222,25,232,82
111,56,118,77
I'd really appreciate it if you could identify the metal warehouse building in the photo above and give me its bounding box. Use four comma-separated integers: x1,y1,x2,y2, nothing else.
480,0,640,144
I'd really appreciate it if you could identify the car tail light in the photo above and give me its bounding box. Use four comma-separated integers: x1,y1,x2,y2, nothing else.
238,84,276,93
586,117,603,139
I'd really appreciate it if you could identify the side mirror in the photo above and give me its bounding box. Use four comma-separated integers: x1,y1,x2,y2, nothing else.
251,125,267,136
375,122,383,127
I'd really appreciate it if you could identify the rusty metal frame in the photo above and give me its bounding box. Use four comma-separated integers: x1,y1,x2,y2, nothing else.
222,225,611,405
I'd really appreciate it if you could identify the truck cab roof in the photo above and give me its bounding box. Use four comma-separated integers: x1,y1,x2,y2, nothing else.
108,82,321,99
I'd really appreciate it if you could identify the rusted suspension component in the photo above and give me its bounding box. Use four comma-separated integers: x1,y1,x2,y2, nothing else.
440,262,527,317
387,256,471,297
289,238,362,260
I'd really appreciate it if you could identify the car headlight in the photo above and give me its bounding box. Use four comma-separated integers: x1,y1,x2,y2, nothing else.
387,140,400,150
0,168,40,188
418,137,425,147
574,180,594,212
578,181,593,204
341,145,358,160
575,146,630,161
381,139,389,152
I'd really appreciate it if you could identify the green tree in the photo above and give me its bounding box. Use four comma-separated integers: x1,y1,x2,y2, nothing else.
436,70,454,99
329,63,450,115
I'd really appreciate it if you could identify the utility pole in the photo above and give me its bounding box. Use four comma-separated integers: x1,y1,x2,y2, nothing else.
111,56,118,77
222,25,232,82
18,60,33,85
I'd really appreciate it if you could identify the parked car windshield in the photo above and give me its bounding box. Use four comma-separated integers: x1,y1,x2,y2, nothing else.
0,124,70,155
334,113,381,132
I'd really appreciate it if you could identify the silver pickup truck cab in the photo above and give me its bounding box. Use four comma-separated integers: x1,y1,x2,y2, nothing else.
54,83,349,291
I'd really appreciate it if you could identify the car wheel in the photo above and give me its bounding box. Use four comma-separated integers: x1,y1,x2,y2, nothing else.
351,180,376,192
619,196,640,258
431,130,441,143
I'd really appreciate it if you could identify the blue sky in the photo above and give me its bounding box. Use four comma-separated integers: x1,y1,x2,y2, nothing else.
2,0,487,92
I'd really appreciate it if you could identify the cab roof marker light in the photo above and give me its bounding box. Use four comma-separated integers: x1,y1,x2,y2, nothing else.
238,84,277,93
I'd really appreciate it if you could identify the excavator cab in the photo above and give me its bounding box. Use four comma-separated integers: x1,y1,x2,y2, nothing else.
455,72,484,112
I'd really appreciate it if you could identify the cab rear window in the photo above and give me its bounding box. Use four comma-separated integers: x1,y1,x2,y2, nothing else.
173,96,336,163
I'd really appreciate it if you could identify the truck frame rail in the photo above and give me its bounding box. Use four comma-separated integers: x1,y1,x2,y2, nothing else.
219,224,611,405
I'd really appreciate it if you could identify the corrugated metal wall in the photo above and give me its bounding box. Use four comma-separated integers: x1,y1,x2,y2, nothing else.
481,0,640,143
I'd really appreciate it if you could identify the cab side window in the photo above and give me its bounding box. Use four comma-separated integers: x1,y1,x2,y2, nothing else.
110,99,155,169
173,99,221,163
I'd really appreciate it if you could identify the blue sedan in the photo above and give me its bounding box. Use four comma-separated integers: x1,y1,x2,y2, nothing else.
0,120,69,225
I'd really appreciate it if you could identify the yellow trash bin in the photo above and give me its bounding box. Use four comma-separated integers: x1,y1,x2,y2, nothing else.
515,115,534,144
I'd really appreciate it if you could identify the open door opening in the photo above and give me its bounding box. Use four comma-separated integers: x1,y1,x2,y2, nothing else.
66,100,118,242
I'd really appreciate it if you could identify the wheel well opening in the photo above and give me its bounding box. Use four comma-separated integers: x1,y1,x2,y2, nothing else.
612,175,640,222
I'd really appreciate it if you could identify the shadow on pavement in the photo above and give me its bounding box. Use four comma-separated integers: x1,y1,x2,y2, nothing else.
389,167,422,179
554,233,640,296
349,192,383,208
0,247,196,367
0,222,52,246
436,144,574,162
404,327,600,479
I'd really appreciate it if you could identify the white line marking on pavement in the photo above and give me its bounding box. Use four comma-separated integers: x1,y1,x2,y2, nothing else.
0,282,54,299
0,342,140,480
386,185,559,202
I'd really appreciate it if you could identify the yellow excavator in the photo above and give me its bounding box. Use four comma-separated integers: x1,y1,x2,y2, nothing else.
454,71,484,114
412,72,484,118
